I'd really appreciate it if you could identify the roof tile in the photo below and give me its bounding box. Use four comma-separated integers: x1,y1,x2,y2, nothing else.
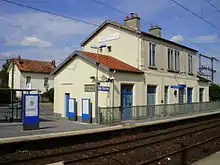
79,51,143,73
12,58,55,73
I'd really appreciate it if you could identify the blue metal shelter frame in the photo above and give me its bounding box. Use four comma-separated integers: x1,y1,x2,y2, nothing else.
23,93,40,130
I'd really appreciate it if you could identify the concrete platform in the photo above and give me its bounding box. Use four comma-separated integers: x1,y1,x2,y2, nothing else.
0,118,102,139
1,110,220,144
192,151,220,165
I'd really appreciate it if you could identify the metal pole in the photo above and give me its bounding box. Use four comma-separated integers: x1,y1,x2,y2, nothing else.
199,54,201,74
112,79,114,108
95,49,99,123
211,57,214,83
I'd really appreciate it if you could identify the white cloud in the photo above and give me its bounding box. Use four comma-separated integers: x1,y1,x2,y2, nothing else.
0,12,102,39
20,36,52,47
0,46,75,63
6,36,52,48
0,11,103,61
171,35,184,42
191,35,218,43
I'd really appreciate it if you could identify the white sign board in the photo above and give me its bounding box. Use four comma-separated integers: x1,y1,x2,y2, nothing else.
25,95,38,116
98,33,120,43
82,99,89,114
69,98,75,113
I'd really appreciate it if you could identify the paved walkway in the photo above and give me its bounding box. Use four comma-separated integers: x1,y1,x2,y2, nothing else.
0,118,103,138
192,152,220,165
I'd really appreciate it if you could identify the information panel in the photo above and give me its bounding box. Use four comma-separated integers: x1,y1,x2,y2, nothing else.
69,98,75,113
82,98,91,122
23,94,40,130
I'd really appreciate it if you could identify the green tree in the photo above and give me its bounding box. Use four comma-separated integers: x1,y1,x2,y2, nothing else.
0,59,11,104
209,83,220,101
41,88,54,103
0,59,10,86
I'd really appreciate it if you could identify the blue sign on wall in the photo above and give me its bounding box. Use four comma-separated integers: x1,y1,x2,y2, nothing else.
171,84,186,89
98,86,110,92
23,94,40,130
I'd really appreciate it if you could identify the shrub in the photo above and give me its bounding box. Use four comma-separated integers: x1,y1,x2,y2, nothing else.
41,88,54,103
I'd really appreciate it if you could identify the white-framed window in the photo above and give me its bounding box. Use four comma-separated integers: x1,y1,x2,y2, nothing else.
188,54,193,73
26,76,31,85
149,43,156,66
174,50,180,71
168,48,180,71
168,48,173,70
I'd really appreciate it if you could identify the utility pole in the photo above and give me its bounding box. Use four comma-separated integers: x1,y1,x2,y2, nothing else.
91,44,107,123
198,54,219,83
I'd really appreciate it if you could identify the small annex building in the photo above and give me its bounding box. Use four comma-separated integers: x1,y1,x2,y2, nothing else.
52,50,144,123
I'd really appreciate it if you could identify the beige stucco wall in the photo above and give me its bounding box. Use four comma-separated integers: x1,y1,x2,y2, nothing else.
53,56,145,120
109,72,145,107
144,70,201,105
83,25,197,76
8,63,53,95
54,56,111,119
21,72,54,93
142,36,197,75
198,81,209,102
83,24,141,69
8,64,21,89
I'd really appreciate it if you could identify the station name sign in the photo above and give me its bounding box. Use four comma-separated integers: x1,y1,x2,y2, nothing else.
98,33,120,43
84,84,110,92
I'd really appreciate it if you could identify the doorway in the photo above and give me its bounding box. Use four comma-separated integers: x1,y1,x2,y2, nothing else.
121,84,133,120
147,86,157,117
147,86,156,105
187,88,193,103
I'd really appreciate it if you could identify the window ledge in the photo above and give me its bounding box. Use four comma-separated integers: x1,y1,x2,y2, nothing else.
149,66,157,70
188,72,194,76
167,69,180,73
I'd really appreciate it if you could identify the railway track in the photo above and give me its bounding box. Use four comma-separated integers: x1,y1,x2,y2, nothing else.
64,119,220,165
1,118,220,165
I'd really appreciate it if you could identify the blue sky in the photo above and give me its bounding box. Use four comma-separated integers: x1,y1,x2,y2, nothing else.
0,0,220,82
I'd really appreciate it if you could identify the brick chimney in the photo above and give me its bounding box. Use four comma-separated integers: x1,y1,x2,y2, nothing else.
149,25,162,37
124,13,140,31
17,55,23,65
51,59,56,67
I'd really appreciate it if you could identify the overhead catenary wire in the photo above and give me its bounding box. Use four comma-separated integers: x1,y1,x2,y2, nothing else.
169,0,220,32
0,0,99,27
1,0,219,57
91,0,220,56
205,0,220,13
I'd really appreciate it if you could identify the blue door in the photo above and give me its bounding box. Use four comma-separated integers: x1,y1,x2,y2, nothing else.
121,84,133,121
147,86,156,117
187,88,193,103
65,93,70,117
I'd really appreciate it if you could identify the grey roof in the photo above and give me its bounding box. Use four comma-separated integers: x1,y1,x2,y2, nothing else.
81,20,198,53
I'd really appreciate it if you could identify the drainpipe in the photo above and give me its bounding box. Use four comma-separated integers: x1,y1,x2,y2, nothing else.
112,70,116,108
137,32,143,70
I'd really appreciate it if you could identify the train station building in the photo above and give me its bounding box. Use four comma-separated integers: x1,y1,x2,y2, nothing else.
52,13,210,123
